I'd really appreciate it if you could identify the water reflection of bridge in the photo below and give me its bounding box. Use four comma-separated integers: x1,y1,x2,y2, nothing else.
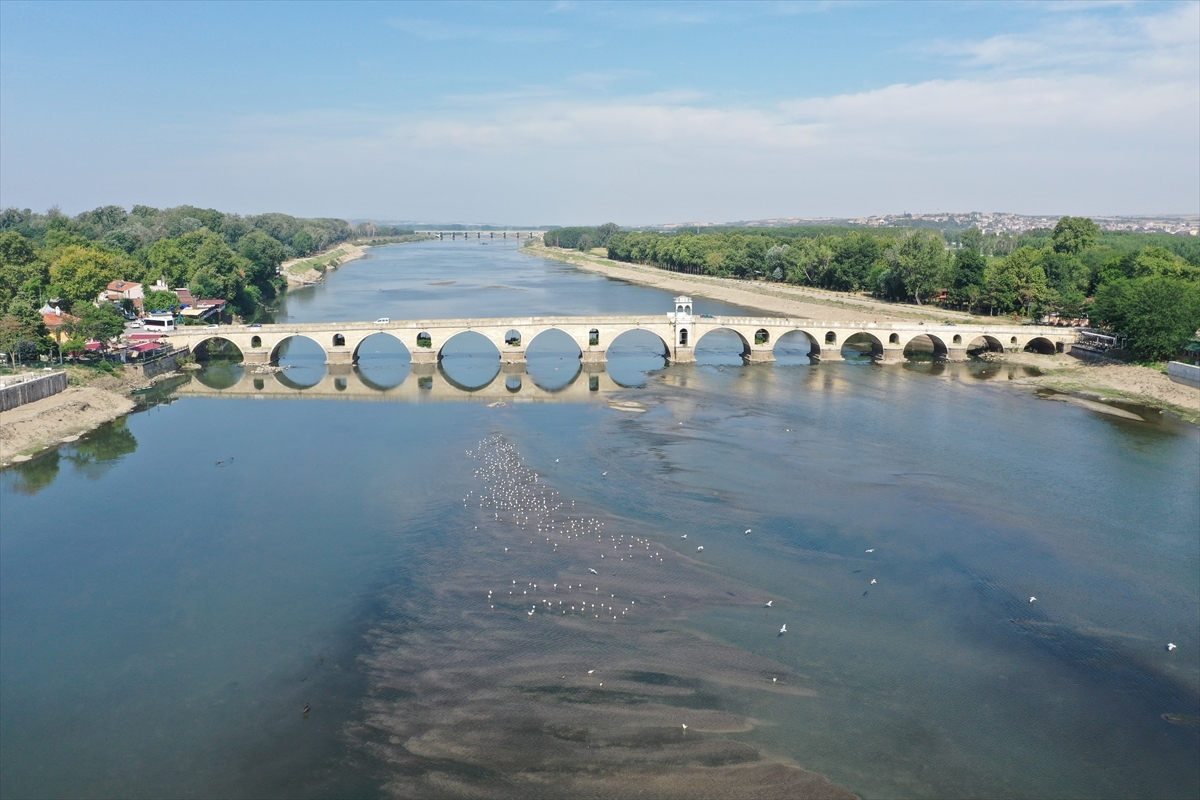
174,363,629,403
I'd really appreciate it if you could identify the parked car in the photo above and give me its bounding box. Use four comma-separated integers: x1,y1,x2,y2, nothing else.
247,323,262,329
206,324,220,330
374,317,390,325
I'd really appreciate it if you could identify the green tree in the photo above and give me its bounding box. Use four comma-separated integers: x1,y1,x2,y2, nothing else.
48,245,123,311
1051,217,1100,254
77,303,126,343
827,232,881,291
0,231,48,309
984,247,1049,315
1093,276,1200,360
236,230,287,284
890,232,948,304
960,227,984,252
143,289,180,313
292,229,315,256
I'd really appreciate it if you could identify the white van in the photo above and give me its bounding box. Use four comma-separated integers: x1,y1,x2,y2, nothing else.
142,313,176,333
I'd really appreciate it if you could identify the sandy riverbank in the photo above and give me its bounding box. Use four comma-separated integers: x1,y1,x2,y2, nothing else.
1,387,136,463
527,242,977,323
282,241,370,286
1000,352,1200,424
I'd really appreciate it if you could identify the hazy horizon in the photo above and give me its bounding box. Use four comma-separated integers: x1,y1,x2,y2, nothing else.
2,1,1197,223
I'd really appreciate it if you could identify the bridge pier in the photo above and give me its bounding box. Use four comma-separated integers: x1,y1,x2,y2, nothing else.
325,350,354,366
878,346,906,364
946,346,969,362
411,349,438,365
746,348,775,363
815,349,843,362
670,346,696,364
243,350,271,365
500,348,526,364
581,350,607,365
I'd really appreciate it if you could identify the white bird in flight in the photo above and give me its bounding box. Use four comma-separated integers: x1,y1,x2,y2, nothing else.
764,600,773,607
697,546,704,551
681,534,687,539
870,579,877,585
588,669,595,674
681,723,688,731
1029,597,1037,604
778,624,787,636
1167,643,1177,651
587,568,598,575
745,529,752,534
865,548,874,553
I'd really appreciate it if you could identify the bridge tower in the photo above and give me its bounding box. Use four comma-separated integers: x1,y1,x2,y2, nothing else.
670,296,696,363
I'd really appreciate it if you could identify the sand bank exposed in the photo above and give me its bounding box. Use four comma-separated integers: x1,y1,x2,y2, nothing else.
1,387,135,463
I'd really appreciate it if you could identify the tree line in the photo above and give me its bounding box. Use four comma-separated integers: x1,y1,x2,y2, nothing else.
548,219,1200,361
0,204,364,363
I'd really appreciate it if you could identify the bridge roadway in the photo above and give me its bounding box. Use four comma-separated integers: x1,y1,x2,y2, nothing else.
169,310,1076,367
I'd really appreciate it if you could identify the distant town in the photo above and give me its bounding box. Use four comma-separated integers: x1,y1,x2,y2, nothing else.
654,212,1199,237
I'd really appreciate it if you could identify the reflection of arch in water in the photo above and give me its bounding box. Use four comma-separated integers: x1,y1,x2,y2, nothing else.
606,329,669,387
526,329,584,391
966,335,1004,354
903,333,949,361
1024,336,1057,355
694,327,751,365
191,336,245,363
439,331,501,389
773,330,820,365
353,332,411,389
505,375,522,392
193,363,245,389
274,368,324,391
841,332,884,360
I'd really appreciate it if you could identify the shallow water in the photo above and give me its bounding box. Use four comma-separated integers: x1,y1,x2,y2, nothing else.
2,241,1197,799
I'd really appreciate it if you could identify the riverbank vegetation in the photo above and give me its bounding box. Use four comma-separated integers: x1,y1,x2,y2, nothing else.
551,219,1200,362
0,205,365,359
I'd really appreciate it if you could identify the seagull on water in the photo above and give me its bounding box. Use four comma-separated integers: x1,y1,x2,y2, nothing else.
588,669,595,674
1167,643,1177,651
778,624,787,636
588,568,598,575
1029,596,1037,604
697,546,704,551
681,723,688,731
865,548,874,553
870,578,877,585
681,534,687,539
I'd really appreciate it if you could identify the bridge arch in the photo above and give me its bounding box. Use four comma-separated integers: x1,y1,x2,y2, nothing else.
966,335,1004,354
606,328,670,386
841,332,884,360
190,336,245,362
352,331,412,362
1023,336,1058,355
902,333,949,361
695,327,751,365
438,330,501,390
268,334,326,364
773,330,820,365
526,328,582,359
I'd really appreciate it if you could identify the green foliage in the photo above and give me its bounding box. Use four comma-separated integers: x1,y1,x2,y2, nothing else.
888,232,949,305
143,289,179,313
76,303,126,343
47,245,124,311
1052,217,1101,254
1093,277,1200,361
984,247,1048,315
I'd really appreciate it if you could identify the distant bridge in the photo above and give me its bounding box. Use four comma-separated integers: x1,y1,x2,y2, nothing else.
424,230,542,240
168,298,1076,367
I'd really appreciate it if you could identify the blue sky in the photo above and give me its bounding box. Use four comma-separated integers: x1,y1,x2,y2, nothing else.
1,1,1197,224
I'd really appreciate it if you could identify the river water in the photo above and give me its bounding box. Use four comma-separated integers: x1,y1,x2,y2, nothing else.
2,240,1197,799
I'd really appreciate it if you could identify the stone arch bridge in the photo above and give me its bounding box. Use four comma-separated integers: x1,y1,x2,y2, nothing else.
170,307,1076,367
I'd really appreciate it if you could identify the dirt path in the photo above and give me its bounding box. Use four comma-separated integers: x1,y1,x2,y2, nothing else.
1,387,135,463
282,241,369,286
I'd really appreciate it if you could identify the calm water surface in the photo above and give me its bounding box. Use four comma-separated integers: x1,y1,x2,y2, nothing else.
2,241,1197,799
